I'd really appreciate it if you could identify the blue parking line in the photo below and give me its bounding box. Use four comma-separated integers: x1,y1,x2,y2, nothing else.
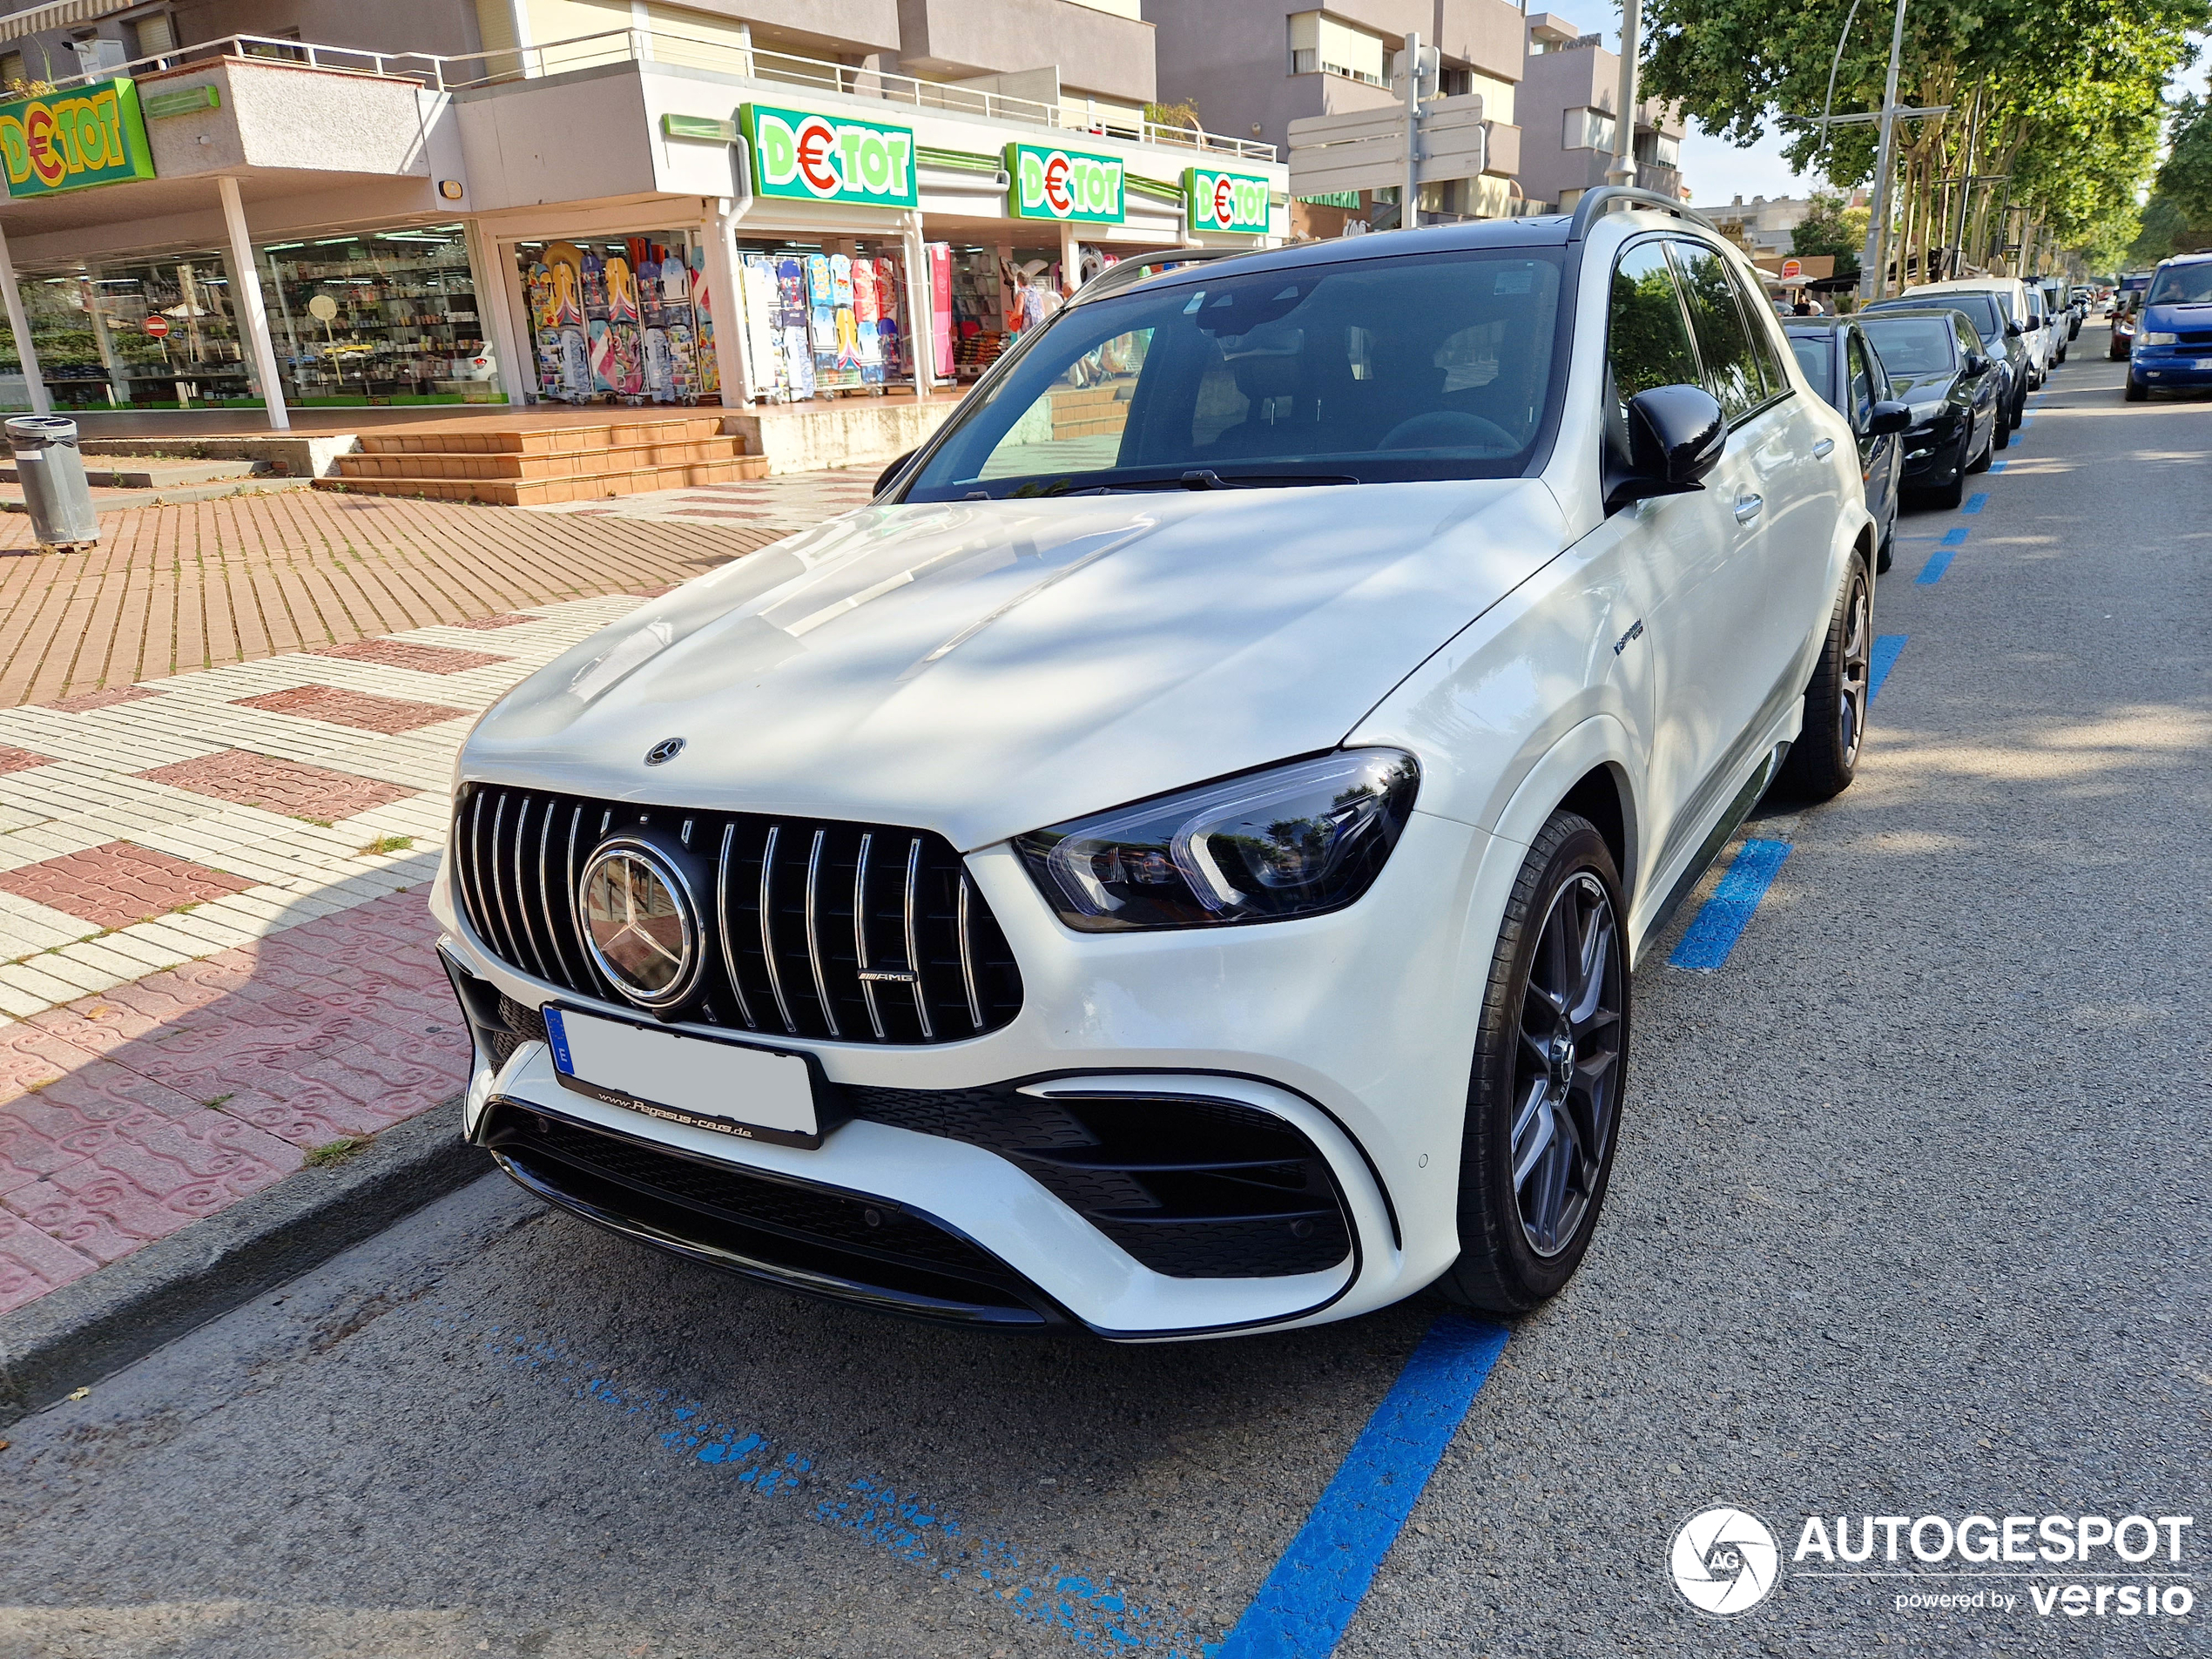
1916,549,1957,584
1940,526,1969,544
1961,492,1987,513
1869,633,1907,701
1668,839,1791,972
1989,460,2008,473
1217,1316,1509,1659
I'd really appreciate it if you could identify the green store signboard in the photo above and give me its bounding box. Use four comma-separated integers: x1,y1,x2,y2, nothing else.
1185,165,1271,236
0,78,157,199
1006,142,1124,224
740,104,916,208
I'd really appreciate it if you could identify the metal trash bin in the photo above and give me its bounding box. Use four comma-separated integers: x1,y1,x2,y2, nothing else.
6,415,99,550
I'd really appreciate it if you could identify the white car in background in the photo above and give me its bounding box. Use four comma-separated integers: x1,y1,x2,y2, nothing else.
433,191,1875,1340
1907,275,2046,384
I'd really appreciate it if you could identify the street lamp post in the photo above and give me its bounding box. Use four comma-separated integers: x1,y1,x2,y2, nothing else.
1858,0,1907,300
1608,0,1642,188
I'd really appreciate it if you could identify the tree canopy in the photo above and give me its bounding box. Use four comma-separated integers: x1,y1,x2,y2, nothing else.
1641,0,2206,284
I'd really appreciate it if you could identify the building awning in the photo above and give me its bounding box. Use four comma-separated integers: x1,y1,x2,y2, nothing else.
0,0,137,44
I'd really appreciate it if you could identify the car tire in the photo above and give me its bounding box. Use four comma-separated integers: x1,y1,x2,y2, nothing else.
1778,554,1871,801
2125,377,2148,402
1993,411,2012,449
1437,811,1628,1316
1967,421,1993,473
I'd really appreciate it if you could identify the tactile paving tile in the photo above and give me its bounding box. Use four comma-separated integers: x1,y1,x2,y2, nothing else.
0,745,55,774
231,685,469,735
0,840,253,930
137,749,415,820
44,686,157,713
308,638,511,675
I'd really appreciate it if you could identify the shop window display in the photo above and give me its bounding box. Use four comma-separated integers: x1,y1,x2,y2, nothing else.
515,234,715,406
262,226,500,404
3,259,257,411
733,242,911,403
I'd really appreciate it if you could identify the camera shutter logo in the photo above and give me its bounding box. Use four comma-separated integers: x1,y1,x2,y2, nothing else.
1669,1507,1781,1615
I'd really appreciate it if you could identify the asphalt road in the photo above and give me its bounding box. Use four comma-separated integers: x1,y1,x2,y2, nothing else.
3,323,2208,1659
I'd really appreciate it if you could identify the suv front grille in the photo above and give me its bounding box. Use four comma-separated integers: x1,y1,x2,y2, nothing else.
453,783,1022,1044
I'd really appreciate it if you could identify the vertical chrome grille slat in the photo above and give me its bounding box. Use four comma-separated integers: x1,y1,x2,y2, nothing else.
714,821,757,1030
509,795,552,981
902,836,934,1042
566,803,610,999
803,828,840,1039
759,825,798,1035
486,791,521,964
957,873,984,1032
853,832,886,1042
458,788,489,942
536,800,575,990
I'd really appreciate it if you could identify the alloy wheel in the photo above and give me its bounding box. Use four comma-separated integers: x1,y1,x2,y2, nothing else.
1511,872,1625,1257
1837,566,1871,767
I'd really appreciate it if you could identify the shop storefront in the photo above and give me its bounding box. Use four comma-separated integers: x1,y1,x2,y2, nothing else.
0,37,1288,441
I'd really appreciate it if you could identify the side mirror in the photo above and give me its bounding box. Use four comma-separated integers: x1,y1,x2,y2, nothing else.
874,448,917,496
1964,353,1990,378
2006,320,2026,337
1607,383,1726,512
1867,400,1912,436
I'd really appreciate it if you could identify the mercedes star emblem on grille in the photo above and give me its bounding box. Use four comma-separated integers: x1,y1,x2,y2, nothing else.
577,840,701,1008
644,737,685,765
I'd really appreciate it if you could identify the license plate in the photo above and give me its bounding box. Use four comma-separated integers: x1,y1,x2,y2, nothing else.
2195,359,2212,370
540,1005,824,1149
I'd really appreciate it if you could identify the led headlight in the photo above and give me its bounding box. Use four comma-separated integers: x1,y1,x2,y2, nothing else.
1015,751,1420,932
2139,330,2177,347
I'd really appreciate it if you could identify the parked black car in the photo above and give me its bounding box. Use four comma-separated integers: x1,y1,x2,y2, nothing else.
1784,319,1912,571
1856,308,2001,509
1861,289,2027,436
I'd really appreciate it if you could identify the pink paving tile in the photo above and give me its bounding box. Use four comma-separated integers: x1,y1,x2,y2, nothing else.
137,748,414,820
308,638,510,674
3,1148,285,1265
0,1023,98,1098
33,1058,204,1124
0,840,253,931
231,684,470,734
0,1112,85,1197
0,1211,96,1315
447,612,539,630
0,744,56,774
43,685,157,713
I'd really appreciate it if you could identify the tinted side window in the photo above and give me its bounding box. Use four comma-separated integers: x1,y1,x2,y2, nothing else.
1606,240,1701,414
1667,241,1763,420
1732,265,1790,395
1845,334,1874,426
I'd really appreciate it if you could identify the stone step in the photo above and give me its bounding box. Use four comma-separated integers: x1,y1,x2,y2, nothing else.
333,437,747,482
354,415,733,457
314,453,770,506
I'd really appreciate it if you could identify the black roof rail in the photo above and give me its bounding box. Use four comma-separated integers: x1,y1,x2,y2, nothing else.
1567,185,1716,242
1066,244,1263,307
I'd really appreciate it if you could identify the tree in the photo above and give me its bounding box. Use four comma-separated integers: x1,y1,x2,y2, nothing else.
1791,188,1865,277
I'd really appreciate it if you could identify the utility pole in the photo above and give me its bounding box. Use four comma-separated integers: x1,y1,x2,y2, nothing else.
1858,0,1907,300
1948,84,1979,278
1608,0,1642,187
1403,30,1423,225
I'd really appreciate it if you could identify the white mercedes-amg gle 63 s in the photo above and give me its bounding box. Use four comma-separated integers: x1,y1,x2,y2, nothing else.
435,191,1874,1340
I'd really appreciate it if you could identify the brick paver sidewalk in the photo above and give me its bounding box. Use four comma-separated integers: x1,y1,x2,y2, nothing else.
525,465,883,531
0,476,859,1317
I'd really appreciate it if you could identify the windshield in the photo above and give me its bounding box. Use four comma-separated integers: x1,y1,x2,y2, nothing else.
905,249,1567,500
2147,262,2212,307
1878,292,2001,344
1860,319,1959,377
1787,335,1835,401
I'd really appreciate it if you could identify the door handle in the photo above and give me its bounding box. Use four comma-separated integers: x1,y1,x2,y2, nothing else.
1733,493,1764,523
1813,438,1836,458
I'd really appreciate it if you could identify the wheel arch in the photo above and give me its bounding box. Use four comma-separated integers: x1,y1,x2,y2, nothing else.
1486,714,1643,902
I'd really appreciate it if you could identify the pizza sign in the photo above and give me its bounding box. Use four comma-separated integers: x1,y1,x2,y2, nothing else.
1006,143,1125,224
740,104,916,208
0,78,156,199
1185,166,1271,236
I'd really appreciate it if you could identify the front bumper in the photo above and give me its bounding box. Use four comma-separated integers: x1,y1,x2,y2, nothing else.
1900,421,1969,485
2132,347,2212,387
435,806,1500,1340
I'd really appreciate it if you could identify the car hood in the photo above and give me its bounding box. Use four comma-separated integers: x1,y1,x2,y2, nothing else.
2141,300,2212,333
462,480,1571,849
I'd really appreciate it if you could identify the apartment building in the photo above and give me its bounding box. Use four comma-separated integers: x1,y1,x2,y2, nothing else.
1145,1,1530,228
1515,10,1683,210
0,0,1286,426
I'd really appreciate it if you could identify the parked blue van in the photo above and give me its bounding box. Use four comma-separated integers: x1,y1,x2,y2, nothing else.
2125,252,2212,400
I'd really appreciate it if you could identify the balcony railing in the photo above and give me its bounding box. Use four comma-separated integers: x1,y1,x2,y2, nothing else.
31,29,1277,162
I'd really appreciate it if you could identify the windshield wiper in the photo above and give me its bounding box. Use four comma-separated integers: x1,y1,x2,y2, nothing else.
1069,469,1361,495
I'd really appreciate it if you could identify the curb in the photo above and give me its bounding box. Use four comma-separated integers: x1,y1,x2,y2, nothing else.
0,1102,484,1427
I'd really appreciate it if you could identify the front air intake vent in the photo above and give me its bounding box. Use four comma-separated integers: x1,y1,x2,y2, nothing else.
452,784,1022,1045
